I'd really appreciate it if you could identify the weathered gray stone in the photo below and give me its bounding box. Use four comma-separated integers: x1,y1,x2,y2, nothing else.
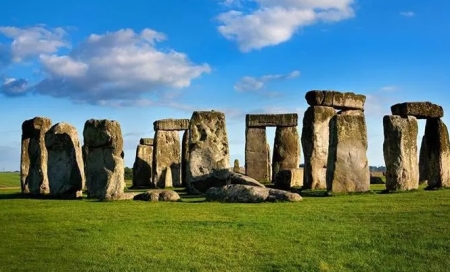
140,138,154,146
164,166,173,188
45,122,85,198
422,118,450,188
181,130,190,187
274,168,304,190
383,115,419,191
326,110,370,193
245,127,270,182
83,119,125,200
134,190,181,202
132,143,153,188
153,130,180,188
21,117,52,194
305,90,366,110
233,159,240,173
272,126,300,182
205,184,302,203
153,119,190,131
246,113,298,127
189,169,265,194
187,111,229,185
419,136,429,184
301,106,336,189
391,102,444,119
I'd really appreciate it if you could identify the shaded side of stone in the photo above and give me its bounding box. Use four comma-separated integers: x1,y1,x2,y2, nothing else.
418,136,429,184
382,115,419,191
132,144,153,188
245,127,270,182
272,126,300,182
391,102,444,119
153,119,190,131
301,106,336,189
153,130,181,188
246,113,298,127
326,110,370,193
274,168,304,190
181,130,190,187
20,117,52,194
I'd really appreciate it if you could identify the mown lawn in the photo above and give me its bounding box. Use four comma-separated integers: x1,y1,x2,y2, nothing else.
0,173,449,271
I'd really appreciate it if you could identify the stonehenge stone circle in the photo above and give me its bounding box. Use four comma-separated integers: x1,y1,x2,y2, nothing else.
153,130,181,188
301,106,336,189
45,122,85,198
383,116,419,191
391,102,444,119
21,116,52,194
272,126,300,182
132,138,153,188
305,90,366,111
83,119,125,200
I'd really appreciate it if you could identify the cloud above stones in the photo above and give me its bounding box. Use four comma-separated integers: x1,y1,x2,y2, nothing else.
0,78,29,97
216,0,355,52
400,11,415,17
234,70,300,94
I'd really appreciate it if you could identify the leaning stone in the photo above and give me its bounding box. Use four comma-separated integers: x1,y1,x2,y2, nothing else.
21,117,52,194
205,184,302,203
153,119,190,131
140,138,154,146
391,102,444,119
134,190,180,202
274,168,303,190
246,113,298,127
132,143,153,188
83,119,125,200
245,127,270,182
153,130,181,188
423,118,450,188
45,122,85,198
418,136,429,184
305,90,366,110
272,126,300,182
326,110,370,193
187,111,229,185
383,115,419,191
301,106,336,189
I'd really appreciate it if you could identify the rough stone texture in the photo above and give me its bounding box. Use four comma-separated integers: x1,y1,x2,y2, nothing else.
181,130,190,187
419,136,429,184
383,115,419,191
233,159,240,173
164,166,173,188
189,169,265,194
140,138,154,146
245,127,270,182
187,111,229,185
246,113,298,127
83,119,125,200
301,106,336,189
391,102,444,119
305,90,366,110
272,126,300,182
205,184,302,203
153,119,190,131
153,130,180,188
132,144,153,188
21,117,52,194
45,122,85,198
134,190,181,202
274,168,304,190
326,110,370,193
422,118,450,188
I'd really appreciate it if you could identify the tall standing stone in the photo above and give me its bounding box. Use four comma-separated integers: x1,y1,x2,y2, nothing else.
20,117,52,194
181,130,190,187
45,122,85,198
301,106,336,189
188,111,229,185
423,118,450,188
418,136,429,184
132,138,153,188
153,131,181,188
83,119,125,200
327,110,370,193
383,116,419,191
245,127,270,182
272,126,300,182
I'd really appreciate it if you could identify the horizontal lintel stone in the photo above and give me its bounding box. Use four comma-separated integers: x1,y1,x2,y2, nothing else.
246,113,298,127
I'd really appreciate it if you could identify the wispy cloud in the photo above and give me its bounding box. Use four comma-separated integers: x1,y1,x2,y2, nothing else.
400,11,415,17
0,78,29,97
234,70,300,94
380,86,399,92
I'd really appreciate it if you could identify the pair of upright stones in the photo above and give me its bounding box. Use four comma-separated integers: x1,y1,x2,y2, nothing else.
302,90,370,193
383,102,450,190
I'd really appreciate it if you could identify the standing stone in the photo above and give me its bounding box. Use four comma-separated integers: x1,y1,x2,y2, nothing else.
188,111,229,185
301,106,336,189
45,122,85,198
266,143,271,181
21,117,52,194
383,116,419,191
418,136,429,184
245,127,270,182
274,168,304,190
272,126,300,182
423,118,450,189
153,130,181,188
181,130,190,187
233,159,240,173
327,110,370,193
132,138,153,188
83,119,125,200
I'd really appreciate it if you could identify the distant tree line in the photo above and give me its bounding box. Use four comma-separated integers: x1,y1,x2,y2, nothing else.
124,167,133,180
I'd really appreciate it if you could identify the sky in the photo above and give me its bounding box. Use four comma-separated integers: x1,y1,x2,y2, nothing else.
0,0,449,171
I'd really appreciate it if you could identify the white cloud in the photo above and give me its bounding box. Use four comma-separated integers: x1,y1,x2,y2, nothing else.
380,86,399,92
0,78,29,96
400,11,415,17
0,25,69,62
216,0,355,52
234,70,300,92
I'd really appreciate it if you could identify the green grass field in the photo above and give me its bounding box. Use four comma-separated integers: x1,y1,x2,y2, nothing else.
1,172,449,271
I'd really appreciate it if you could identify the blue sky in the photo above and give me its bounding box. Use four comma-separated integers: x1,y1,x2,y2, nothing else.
0,0,448,171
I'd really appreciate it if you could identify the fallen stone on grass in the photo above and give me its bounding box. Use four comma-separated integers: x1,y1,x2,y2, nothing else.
205,184,302,203
134,190,181,202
